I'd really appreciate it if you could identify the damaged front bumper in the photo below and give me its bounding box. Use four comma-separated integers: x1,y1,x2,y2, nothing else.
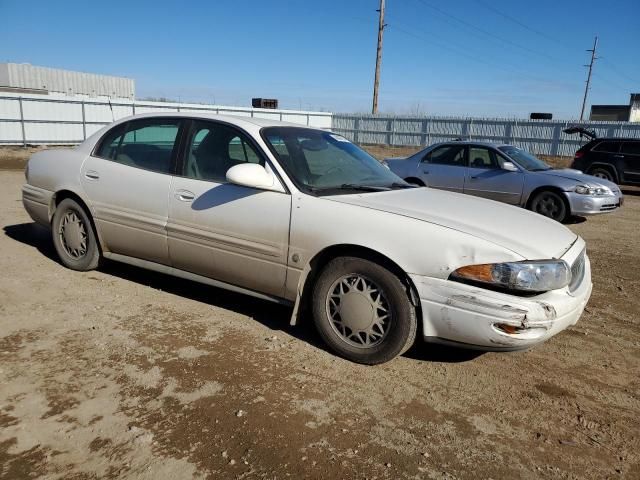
565,191,623,216
410,239,592,350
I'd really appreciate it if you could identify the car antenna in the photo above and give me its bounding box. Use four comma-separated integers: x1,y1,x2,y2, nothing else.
100,79,115,122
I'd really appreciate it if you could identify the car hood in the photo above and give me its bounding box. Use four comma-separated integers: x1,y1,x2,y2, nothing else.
327,188,577,259
537,169,619,190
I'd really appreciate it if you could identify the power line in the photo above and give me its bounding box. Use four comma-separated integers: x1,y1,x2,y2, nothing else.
599,57,640,86
413,0,565,65
473,0,576,51
385,19,575,90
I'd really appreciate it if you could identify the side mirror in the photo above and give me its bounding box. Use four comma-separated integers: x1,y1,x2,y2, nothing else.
226,163,281,191
502,161,519,172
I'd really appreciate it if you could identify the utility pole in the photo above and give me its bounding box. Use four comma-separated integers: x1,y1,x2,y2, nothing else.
580,36,598,121
372,0,386,114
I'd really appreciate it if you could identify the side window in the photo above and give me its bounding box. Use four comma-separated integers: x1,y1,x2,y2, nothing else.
97,119,181,174
469,147,499,169
622,141,640,156
183,121,264,182
593,142,620,153
423,145,466,166
228,136,261,164
94,123,127,160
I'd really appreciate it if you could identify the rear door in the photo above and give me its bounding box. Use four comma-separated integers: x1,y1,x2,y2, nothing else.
463,146,523,205
419,144,466,193
620,140,640,184
166,119,291,297
589,140,622,177
81,118,183,264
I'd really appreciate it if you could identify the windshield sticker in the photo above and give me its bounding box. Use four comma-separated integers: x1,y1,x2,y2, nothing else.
329,134,350,143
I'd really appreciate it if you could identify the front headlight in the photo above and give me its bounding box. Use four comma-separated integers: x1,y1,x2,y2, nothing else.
450,260,571,293
574,185,610,195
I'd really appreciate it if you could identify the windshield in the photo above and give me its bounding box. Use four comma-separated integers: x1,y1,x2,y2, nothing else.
498,146,551,171
261,127,409,194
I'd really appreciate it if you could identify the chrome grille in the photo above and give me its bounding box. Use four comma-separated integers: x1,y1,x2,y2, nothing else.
569,250,586,292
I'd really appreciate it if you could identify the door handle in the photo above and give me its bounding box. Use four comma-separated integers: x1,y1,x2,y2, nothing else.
423,170,430,174
175,190,195,202
85,170,100,180
613,154,624,158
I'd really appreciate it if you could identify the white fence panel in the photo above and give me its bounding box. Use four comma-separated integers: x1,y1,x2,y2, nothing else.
0,122,22,141
0,93,332,145
22,99,82,122
333,114,640,156
0,98,21,120
25,122,84,143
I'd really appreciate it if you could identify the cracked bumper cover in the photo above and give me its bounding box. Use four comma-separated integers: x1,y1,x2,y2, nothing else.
410,242,592,350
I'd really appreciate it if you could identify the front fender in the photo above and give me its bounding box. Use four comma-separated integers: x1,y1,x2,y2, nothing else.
286,194,524,324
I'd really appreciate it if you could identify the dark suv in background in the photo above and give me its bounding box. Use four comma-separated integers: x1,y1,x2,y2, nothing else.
571,138,640,186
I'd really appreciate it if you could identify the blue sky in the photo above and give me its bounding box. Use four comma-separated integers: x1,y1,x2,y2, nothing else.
1,0,638,118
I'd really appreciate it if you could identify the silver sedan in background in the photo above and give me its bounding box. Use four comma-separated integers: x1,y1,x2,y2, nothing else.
385,141,623,222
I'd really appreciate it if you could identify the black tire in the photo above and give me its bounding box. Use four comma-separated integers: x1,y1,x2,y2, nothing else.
529,190,568,223
588,167,616,183
311,256,417,365
51,198,101,271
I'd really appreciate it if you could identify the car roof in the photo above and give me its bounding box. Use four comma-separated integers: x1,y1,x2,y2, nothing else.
107,111,312,129
587,137,638,142
432,140,512,148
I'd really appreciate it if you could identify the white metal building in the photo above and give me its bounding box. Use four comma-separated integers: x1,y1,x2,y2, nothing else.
0,63,134,100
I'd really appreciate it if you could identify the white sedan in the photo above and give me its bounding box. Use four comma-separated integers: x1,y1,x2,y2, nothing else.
22,113,592,364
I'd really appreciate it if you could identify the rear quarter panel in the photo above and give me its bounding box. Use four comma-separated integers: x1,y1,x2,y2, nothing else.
386,157,419,180
26,148,91,220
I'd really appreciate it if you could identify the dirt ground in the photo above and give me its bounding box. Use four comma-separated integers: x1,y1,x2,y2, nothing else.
1,162,639,478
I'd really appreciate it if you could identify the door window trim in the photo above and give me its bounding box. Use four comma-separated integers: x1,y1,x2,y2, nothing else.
421,144,468,167
175,118,290,194
91,117,186,175
621,141,640,156
592,141,621,154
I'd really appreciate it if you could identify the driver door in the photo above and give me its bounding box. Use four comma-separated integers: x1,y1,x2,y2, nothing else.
166,119,291,297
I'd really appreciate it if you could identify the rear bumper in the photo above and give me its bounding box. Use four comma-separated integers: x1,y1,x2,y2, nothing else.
22,184,53,226
565,191,623,216
410,239,592,350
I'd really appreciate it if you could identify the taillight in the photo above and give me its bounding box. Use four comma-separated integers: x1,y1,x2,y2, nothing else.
574,151,584,159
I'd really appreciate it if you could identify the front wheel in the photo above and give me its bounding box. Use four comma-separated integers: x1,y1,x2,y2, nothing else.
51,198,101,271
589,167,615,183
311,257,417,365
529,190,568,223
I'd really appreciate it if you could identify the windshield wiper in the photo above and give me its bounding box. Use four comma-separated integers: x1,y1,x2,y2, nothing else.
530,167,552,171
389,182,417,189
338,183,391,191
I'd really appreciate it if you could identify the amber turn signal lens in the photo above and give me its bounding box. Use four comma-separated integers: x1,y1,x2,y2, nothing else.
452,264,494,283
494,323,518,334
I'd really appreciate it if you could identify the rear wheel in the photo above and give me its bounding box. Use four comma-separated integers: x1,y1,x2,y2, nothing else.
311,256,417,365
51,198,101,271
529,190,568,223
589,167,615,183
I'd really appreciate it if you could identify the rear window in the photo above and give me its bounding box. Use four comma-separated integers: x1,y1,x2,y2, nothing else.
94,119,181,174
423,145,466,166
621,141,640,156
592,141,620,153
